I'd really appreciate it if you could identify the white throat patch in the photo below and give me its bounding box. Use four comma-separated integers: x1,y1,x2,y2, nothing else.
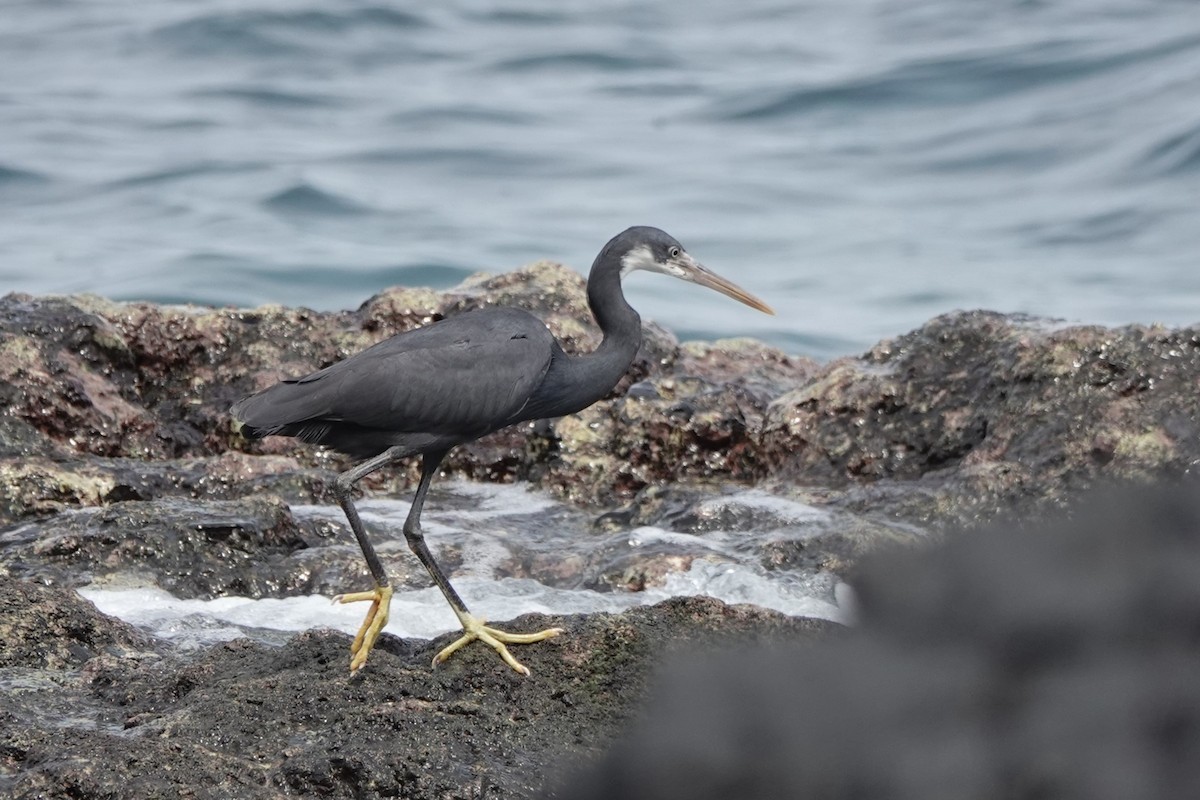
619,244,659,277
620,244,686,278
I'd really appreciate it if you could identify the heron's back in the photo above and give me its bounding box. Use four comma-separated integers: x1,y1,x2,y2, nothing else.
232,307,557,458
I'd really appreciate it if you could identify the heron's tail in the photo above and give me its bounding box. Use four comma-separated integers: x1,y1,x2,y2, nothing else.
231,382,339,443
229,396,275,440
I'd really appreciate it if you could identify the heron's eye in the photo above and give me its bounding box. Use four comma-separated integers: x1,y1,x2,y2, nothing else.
668,246,681,258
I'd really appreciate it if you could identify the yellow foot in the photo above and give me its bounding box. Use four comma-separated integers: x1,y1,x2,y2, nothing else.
333,585,394,673
433,611,564,676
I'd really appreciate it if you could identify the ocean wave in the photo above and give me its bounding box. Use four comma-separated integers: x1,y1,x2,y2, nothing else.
240,261,474,292
0,163,50,187
333,146,575,178
708,38,1198,121
188,86,345,109
1015,206,1156,246
5,0,1200,356
384,106,538,126
105,160,264,189
494,51,676,73
150,6,428,58
1134,120,1200,177
262,184,373,218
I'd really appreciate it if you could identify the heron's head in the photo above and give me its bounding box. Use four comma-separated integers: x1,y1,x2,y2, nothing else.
613,226,774,315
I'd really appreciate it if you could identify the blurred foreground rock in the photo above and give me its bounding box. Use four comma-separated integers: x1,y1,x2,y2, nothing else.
557,483,1200,800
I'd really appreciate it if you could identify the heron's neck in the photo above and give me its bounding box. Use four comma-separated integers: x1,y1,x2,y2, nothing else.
587,263,642,372
544,267,641,417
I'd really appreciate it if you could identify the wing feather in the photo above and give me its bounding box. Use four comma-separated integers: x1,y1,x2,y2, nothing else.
232,308,555,439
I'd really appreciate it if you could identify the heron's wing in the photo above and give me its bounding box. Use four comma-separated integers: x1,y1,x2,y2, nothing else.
233,309,556,437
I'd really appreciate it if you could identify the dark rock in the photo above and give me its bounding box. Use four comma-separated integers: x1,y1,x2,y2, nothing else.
554,482,1200,800
0,496,326,598
0,265,745,521
5,281,1197,533
0,594,833,799
760,312,1200,527
594,483,922,578
7,282,1196,597
3,274,1199,798
0,450,333,523
0,576,151,669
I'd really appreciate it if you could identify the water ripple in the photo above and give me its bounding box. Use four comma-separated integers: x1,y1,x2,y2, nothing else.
495,51,676,73
188,86,345,109
150,7,428,58
1018,207,1158,246
1136,121,1200,176
106,160,263,189
711,39,1198,121
262,184,374,218
0,163,50,187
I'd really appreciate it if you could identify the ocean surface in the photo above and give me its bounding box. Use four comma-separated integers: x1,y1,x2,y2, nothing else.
3,0,1199,360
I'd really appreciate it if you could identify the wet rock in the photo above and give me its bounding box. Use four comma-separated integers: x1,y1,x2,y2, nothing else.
0,594,834,799
676,337,818,399
2,279,1197,618
2,275,1198,797
9,276,1194,535
556,482,1200,800
0,450,341,527
549,380,767,504
0,458,119,521
594,483,923,578
0,416,64,460
752,515,927,576
1,496,319,598
0,576,151,669
760,312,1200,527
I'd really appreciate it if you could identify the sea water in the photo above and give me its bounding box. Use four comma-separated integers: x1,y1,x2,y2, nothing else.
3,0,1199,360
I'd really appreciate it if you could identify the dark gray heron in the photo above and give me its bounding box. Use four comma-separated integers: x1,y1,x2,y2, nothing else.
231,226,773,674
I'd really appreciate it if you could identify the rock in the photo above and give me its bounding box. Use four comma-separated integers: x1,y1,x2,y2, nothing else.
760,311,1200,527
555,482,1200,800
0,594,834,799
3,272,1199,798
0,264,722,521
0,576,152,669
5,281,1197,533
4,278,1198,609
592,483,922,581
0,496,324,598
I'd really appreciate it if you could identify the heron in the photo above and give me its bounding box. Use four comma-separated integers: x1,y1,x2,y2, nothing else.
231,226,773,674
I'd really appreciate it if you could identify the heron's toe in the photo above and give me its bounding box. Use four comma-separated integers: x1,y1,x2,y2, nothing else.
433,613,563,675
335,585,393,673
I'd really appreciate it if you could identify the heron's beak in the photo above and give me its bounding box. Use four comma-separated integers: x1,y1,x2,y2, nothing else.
676,253,775,315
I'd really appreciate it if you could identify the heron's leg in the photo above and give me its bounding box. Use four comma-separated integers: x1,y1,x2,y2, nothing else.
331,445,407,673
402,453,565,676
400,450,469,613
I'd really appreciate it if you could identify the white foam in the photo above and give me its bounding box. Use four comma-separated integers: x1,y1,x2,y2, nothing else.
76,480,859,651
434,478,561,517
696,489,830,525
79,559,846,653
292,479,560,523
624,526,731,552
653,561,846,622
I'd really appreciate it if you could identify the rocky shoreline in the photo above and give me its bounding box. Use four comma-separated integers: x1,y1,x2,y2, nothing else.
2,263,1198,797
